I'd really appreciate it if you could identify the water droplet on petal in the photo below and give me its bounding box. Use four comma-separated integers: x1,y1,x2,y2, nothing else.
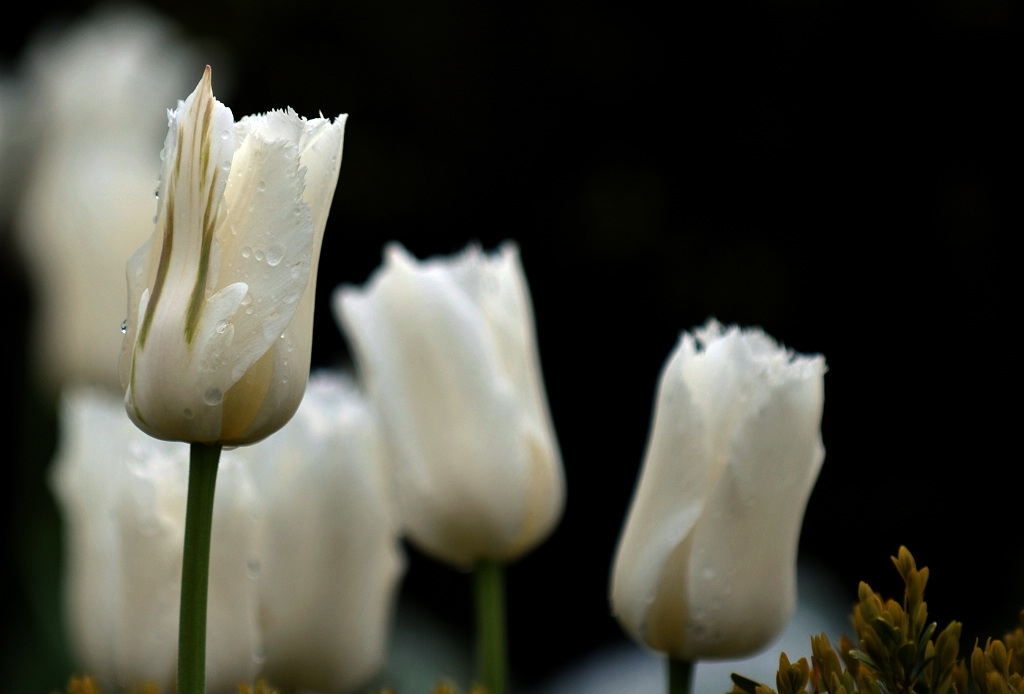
265,245,284,266
216,320,230,333
203,388,223,406
220,129,230,140
254,249,265,262
257,180,266,192
241,246,252,259
240,292,253,306
183,408,194,419
121,319,128,334
701,566,716,581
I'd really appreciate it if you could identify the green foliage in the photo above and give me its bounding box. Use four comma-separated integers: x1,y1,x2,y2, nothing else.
729,547,1024,694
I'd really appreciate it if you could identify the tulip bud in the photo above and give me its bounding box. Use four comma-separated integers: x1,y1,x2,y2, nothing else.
610,320,826,660
50,375,405,693
333,242,565,567
49,387,262,693
119,66,345,445
11,8,201,392
240,371,406,692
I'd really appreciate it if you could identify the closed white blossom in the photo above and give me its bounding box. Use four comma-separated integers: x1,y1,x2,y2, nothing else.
51,373,404,693
119,66,345,445
610,320,826,660
333,242,565,567
241,371,405,692
50,387,262,693
11,7,201,391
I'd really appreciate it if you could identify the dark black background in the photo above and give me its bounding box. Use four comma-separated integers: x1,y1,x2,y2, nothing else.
2,0,1019,692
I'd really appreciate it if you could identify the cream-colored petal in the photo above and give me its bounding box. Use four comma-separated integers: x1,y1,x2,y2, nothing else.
213,113,345,445
609,336,714,647
672,361,825,659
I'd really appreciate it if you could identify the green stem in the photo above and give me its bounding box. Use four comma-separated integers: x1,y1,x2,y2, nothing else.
473,560,507,694
668,658,694,694
178,443,222,694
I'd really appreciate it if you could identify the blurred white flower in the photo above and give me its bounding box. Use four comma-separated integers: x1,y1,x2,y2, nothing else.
610,320,826,661
50,386,261,693
119,67,346,446
333,242,564,567
12,7,203,392
51,371,404,693
240,371,406,692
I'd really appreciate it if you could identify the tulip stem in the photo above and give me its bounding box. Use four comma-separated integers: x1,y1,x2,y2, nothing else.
668,658,694,694
473,560,507,694
178,442,222,694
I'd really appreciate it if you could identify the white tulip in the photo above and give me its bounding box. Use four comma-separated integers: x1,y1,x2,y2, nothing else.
119,66,345,445
51,374,405,692
49,387,262,693
333,242,565,567
610,320,826,661
11,7,201,392
241,371,406,692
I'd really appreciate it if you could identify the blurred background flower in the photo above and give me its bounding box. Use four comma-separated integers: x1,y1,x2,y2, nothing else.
49,372,404,693
1,0,1018,692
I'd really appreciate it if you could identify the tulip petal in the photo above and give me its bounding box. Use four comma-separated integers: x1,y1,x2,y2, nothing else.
610,336,716,648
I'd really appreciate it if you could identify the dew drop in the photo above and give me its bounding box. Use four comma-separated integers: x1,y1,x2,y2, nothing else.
240,292,253,306
220,129,230,140
245,305,255,315
265,245,284,266
203,387,223,406
254,249,265,262
216,320,230,334
121,319,128,334
241,246,252,259
701,566,716,581
257,180,266,192
183,408,194,419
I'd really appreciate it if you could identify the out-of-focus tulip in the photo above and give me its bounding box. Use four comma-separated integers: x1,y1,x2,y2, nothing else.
51,373,404,693
11,7,202,391
119,66,346,445
610,320,826,661
333,242,564,567
50,387,262,693
241,371,405,692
